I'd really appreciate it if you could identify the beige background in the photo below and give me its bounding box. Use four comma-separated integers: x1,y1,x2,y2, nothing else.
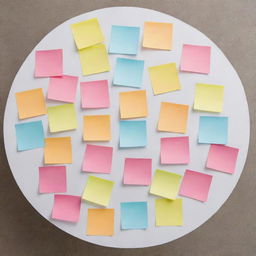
0,0,255,255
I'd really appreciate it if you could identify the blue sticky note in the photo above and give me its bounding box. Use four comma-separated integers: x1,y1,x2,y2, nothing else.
15,120,44,151
109,25,140,55
120,120,147,148
113,58,144,88
199,116,228,144
120,202,148,229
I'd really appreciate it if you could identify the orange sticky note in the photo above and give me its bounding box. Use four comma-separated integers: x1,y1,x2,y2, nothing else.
86,208,114,236
44,137,72,164
83,115,111,141
15,88,46,119
158,102,189,133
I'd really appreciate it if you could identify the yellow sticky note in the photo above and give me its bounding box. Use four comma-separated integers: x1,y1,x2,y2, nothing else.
71,18,104,49
48,104,77,133
44,137,72,164
194,83,224,112
78,43,110,76
82,176,114,206
15,88,46,119
87,209,114,236
83,115,111,141
155,198,183,226
150,169,182,200
148,63,181,95
143,22,173,50
119,90,148,119
158,102,189,133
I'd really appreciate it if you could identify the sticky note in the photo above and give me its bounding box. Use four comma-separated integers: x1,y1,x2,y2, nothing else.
123,158,152,185
206,144,239,174
109,25,140,55
199,116,228,144
113,58,144,88
158,102,189,133
83,115,111,141
86,209,114,236
15,120,44,151
71,18,104,49
82,176,114,207
78,43,110,76
148,63,181,95
155,198,183,226
160,136,190,164
15,88,46,119
47,104,77,133
82,144,113,174
194,83,224,112
120,202,148,230
44,137,72,164
35,49,63,77
80,80,110,109
119,120,147,148
143,22,173,50
179,169,212,202
180,44,211,74
119,90,147,119
39,166,66,193
52,195,81,222
150,169,182,200
47,75,78,103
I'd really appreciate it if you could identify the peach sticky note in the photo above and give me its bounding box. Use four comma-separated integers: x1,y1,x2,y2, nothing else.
82,144,113,173
44,137,72,164
148,63,181,95
158,102,189,133
206,144,239,174
15,88,46,119
87,208,114,236
119,90,147,119
143,22,173,50
35,49,63,77
179,169,212,202
180,44,211,74
52,194,81,222
83,115,111,141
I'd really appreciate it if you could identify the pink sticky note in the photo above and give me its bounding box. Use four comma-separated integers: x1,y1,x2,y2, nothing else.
123,158,152,185
35,49,63,77
206,144,239,174
80,80,110,109
39,166,67,193
47,75,78,103
179,169,212,202
180,44,211,74
52,194,81,222
161,136,190,164
82,144,113,173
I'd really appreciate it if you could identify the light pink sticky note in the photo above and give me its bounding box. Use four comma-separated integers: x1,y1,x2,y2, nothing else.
180,44,211,74
206,144,239,174
52,194,81,222
39,166,67,193
80,80,110,109
47,75,78,103
82,144,113,173
179,169,212,202
35,49,63,77
161,136,190,164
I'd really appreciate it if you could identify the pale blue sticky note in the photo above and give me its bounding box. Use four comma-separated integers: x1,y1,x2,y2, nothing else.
120,120,147,148
109,25,140,55
120,202,148,229
113,58,144,88
15,120,44,151
199,116,228,144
